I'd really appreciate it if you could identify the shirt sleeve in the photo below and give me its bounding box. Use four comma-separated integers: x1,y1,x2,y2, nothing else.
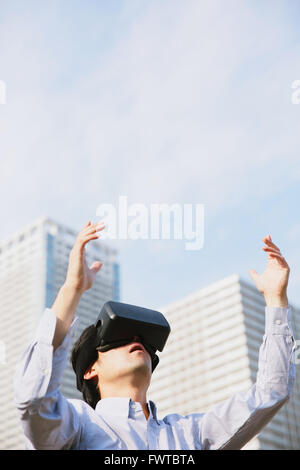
13,308,82,450
197,306,296,450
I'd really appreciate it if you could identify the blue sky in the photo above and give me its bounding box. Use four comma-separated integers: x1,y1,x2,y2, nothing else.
0,0,300,310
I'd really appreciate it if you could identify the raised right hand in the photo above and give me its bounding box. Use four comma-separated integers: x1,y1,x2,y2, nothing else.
65,221,105,293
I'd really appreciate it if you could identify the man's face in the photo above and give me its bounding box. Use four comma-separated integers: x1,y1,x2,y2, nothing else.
94,336,152,387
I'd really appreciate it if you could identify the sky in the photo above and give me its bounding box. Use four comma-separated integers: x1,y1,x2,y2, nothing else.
0,0,300,311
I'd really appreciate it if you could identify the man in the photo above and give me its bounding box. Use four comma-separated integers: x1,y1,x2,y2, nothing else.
14,221,296,450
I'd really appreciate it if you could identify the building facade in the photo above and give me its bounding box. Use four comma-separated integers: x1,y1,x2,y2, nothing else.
148,274,300,450
0,216,119,450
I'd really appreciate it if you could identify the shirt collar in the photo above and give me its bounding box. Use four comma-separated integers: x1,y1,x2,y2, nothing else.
95,397,159,422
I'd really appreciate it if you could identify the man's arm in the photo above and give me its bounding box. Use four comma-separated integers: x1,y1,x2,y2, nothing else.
52,220,105,350
14,220,105,449
197,235,296,450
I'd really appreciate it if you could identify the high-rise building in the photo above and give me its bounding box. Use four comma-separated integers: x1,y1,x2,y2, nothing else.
148,274,300,450
0,216,120,450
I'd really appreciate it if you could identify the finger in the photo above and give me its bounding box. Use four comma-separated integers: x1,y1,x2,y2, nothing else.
262,235,280,251
75,232,101,251
81,234,100,251
95,222,105,232
80,221,95,236
268,252,285,260
262,246,281,255
268,252,289,266
82,221,105,235
249,268,260,286
84,225,104,236
83,232,101,243
89,261,103,274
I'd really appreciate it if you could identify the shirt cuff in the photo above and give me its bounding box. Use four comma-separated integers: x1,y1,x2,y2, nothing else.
265,305,293,335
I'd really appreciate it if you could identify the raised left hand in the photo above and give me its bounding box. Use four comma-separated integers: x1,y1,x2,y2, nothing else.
249,234,290,307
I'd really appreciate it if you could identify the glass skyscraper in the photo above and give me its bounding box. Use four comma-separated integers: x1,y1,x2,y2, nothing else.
0,216,119,449
148,274,300,450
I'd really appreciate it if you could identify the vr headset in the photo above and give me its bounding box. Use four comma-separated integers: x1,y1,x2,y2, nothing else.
74,301,171,391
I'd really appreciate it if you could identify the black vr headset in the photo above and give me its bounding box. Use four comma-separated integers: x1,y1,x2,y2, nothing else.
74,301,171,392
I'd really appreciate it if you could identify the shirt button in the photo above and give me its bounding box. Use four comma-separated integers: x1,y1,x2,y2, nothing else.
43,368,49,375
275,320,281,325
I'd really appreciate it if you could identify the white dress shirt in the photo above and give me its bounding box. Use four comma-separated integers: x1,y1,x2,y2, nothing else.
14,306,296,450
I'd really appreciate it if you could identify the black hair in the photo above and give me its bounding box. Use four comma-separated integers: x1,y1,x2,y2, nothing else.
71,323,160,410
71,325,101,409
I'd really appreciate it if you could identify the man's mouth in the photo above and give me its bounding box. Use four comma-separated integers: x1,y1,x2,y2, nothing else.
129,343,146,354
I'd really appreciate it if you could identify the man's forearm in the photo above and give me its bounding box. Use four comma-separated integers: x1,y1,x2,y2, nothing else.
51,283,83,351
264,293,289,308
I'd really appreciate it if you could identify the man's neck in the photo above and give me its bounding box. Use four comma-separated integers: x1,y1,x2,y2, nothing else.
100,386,150,420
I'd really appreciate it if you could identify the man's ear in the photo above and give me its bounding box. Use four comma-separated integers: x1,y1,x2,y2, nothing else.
83,364,98,381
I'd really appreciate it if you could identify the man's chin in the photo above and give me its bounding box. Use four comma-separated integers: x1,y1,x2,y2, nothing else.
127,357,152,376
